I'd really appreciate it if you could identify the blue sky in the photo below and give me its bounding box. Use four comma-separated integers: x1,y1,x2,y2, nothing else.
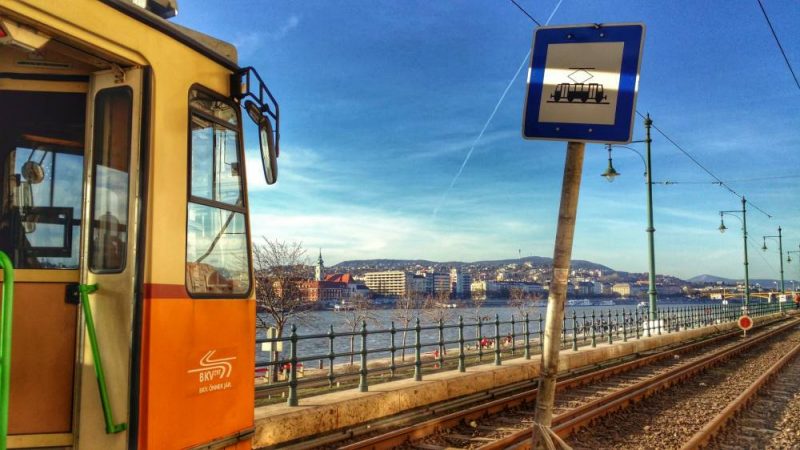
175,1,799,281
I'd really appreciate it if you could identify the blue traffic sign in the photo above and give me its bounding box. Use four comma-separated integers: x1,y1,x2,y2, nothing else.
522,23,645,143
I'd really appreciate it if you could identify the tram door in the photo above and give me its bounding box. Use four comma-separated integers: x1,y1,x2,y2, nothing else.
76,67,143,450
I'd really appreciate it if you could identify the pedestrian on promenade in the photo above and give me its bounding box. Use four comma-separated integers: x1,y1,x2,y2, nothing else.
794,293,800,309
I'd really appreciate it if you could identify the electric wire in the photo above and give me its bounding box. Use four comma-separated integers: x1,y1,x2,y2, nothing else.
639,111,772,219
508,0,775,220
509,0,542,26
748,239,778,280
755,0,800,91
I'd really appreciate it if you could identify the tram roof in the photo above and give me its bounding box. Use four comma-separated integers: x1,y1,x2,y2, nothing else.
100,0,239,72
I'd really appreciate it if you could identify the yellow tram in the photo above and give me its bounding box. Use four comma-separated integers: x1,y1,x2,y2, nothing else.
0,0,279,448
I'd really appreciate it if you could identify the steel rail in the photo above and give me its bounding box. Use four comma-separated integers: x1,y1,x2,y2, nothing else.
680,338,800,449
332,317,789,450
479,318,800,450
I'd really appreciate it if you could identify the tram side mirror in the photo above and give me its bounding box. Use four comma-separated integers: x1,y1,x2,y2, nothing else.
245,100,278,185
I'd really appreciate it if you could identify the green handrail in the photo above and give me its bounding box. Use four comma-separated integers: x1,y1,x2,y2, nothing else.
79,284,127,434
0,251,14,450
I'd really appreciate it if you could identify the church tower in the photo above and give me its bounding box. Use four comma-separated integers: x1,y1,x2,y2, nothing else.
315,249,324,281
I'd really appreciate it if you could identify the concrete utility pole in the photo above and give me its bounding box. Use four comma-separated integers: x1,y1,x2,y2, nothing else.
532,142,585,447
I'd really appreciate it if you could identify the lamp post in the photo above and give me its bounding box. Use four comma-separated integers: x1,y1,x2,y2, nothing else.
786,245,800,295
761,227,785,311
718,197,750,309
602,114,658,323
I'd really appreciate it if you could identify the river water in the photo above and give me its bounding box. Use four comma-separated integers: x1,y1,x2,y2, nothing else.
254,298,729,367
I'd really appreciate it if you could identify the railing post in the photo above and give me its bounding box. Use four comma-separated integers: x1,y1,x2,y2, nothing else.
538,313,544,353
655,308,660,335
591,310,597,348
561,313,567,349
622,309,628,342
327,324,335,387
437,319,445,368
389,321,396,379
458,316,466,372
287,324,298,406
494,314,501,366
614,309,621,340
635,307,640,339
607,310,613,345
510,315,517,356
645,306,651,337
581,311,587,344
477,317,484,362
571,310,578,351
359,320,368,392
414,318,422,381
524,313,531,360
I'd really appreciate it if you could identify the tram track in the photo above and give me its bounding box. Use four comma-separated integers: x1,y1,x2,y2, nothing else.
275,315,795,450
560,319,800,450
686,331,800,449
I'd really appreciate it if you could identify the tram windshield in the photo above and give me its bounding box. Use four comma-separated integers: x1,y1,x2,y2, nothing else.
2,140,83,269
0,91,86,269
186,88,250,296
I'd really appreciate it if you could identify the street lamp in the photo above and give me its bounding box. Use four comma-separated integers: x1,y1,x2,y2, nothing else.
786,245,800,296
718,197,750,309
761,226,785,298
601,114,658,324
601,145,621,182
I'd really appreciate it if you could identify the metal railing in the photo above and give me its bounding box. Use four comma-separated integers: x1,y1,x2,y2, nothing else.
0,251,14,450
256,302,784,406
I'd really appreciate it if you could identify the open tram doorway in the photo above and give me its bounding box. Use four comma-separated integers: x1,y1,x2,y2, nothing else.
0,90,85,442
2,20,143,446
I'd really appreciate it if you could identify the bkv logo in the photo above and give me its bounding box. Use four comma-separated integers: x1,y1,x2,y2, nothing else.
187,350,237,383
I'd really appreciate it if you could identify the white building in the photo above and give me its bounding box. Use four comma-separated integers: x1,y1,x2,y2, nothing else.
364,271,411,297
450,268,472,299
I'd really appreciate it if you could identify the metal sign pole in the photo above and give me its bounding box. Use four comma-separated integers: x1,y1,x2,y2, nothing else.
532,141,585,447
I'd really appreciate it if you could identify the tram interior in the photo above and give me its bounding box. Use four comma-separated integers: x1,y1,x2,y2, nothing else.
0,91,85,269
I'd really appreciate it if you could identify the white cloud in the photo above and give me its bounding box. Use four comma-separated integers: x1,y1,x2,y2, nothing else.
233,15,300,57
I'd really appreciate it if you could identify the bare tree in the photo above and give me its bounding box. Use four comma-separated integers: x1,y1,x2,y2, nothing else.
336,293,378,366
509,287,541,320
422,291,458,358
394,291,422,361
421,291,457,324
468,294,488,344
253,238,310,381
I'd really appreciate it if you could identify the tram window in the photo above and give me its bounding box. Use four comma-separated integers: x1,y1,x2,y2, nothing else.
190,117,243,206
89,87,132,273
186,204,249,295
186,87,250,296
189,89,238,126
2,145,83,269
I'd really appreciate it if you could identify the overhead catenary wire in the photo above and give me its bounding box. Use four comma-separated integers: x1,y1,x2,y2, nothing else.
506,0,774,219
509,0,542,26
639,111,772,219
755,0,800,91
748,239,778,279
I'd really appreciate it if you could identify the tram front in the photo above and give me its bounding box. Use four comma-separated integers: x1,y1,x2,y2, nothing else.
0,0,278,448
